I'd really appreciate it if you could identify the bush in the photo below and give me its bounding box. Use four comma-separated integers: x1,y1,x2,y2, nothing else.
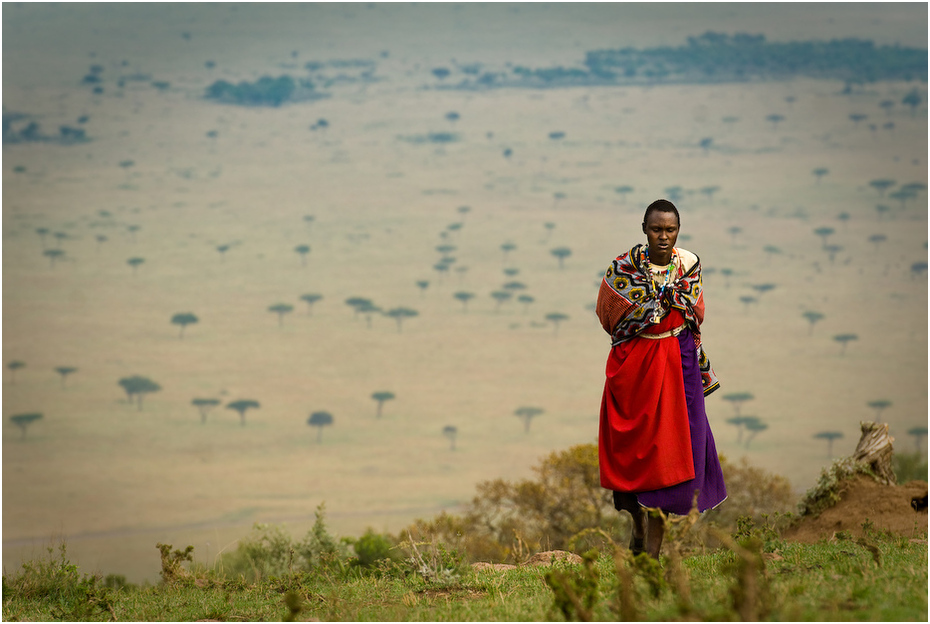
893,451,928,483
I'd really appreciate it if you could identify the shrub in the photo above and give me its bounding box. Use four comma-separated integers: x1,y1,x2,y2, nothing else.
893,452,928,483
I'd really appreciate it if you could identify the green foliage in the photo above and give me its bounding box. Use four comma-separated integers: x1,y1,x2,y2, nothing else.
544,549,599,621
796,457,877,517
10,412,43,438
206,75,306,107
892,452,928,483
351,530,399,568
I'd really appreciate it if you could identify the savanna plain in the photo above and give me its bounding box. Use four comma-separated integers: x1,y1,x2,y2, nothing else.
2,2,927,597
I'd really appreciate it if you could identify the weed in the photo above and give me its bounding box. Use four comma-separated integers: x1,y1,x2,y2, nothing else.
156,542,195,584
544,549,599,621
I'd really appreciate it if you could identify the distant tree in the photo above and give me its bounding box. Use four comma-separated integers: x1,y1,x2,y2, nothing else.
866,399,892,419
35,227,49,249
504,267,520,277
812,168,829,184
550,247,572,269
442,425,458,451
833,333,858,355
867,233,888,249
54,366,77,388
127,257,145,275
118,375,162,411
901,182,927,196
294,244,311,267
879,99,895,115
751,283,776,297
10,413,42,439
664,186,683,202
725,416,750,444
371,391,395,419
345,297,373,319
545,312,569,335
739,295,757,312
719,268,733,289
192,398,221,424
126,225,141,242
548,131,565,140
727,226,742,244
445,111,460,122
813,227,835,247
308,410,333,442
454,291,475,311
907,426,928,455
911,261,929,278
433,262,450,283
356,300,381,328
813,431,843,459
614,185,634,203
514,406,544,433
889,188,916,209
823,244,844,264
171,313,199,338
8,360,26,384
875,204,891,220
415,280,430,297
216,244,231,261
902,88,921,116
384,307,418,333
502,281,526,292
868,179,896,196
300,293,323,315
268,303,294,327
836,212,850,228
721,392,754,417
431,67,450,80
698,137,713,153
743,416,768,449
766,113,785,129
227,399,260,426
95,234,108,251
517,294,535,313
700,185,720,201
801,310,825,335
457,206,471,217
762,245,781,264
490,290,512,312
44,249,65,268
500,242,517,262
848,113,867,127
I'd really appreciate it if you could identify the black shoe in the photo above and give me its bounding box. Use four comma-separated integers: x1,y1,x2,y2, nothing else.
630,536,645,556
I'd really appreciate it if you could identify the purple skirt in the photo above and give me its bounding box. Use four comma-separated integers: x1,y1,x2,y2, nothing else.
618,329,727,515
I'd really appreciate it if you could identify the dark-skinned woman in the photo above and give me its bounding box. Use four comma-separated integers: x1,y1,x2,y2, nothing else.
595,198,726,560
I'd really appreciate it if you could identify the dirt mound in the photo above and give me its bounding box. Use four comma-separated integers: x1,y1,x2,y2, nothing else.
784,476,928,543
472,550,583,573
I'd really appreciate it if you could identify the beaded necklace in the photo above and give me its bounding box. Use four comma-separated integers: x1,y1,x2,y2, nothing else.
641,246,678,323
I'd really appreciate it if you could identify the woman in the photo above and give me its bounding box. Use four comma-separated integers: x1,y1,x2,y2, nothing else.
595,199,726,560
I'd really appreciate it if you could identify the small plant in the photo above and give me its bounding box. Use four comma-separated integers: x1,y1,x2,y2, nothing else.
156,543,194,585
545,549,599,621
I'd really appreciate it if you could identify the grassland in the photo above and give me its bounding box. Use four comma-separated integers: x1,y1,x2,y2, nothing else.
2,527,927,621
3,4,928,583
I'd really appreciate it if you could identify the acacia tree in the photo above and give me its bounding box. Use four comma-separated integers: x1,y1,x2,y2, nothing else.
726,416,750,444
216,244,231,261
866,399,892,419
442,425,458,451
801,311,824,335
345,297,373,319
868,179,896,196
514,406,544,433
294,244,311,267
371,391,395,418
907,426,928,455
54,366,78,388
44,249,65,268
7,360,25,385
833,333,858,355
545,312,569,335
10,413,42,439
500,242,517,262
36,227,49,249
743,417,768,449
490,290,512,312
192,398,221,424
867,233,888,249
812,168,829,184
614,185,634,204
550,247,572,269
300,293,323,315
454,291,475,311
384,307,418,333
127,257,145,275
308,411,333,443
118,375,162,410
227,399,260,426
722,392,754,417
814,430,843,459
415,280,429,297
268,303,294,327
766,113,785,129
518,294,535,313
813,227,835,247
171,313,199,338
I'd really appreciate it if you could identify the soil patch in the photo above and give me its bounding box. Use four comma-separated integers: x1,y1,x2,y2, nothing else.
784,476,928,543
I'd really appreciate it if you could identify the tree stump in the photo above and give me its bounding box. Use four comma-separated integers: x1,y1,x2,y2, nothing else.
852,421,896,485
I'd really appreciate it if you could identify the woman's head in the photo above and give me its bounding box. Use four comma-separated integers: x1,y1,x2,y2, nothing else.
642,199,680,265
642,199,680,228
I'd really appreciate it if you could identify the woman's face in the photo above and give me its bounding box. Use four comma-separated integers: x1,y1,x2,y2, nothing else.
643,210,679,264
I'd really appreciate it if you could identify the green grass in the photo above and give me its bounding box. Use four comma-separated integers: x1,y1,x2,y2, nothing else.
4,530,926,621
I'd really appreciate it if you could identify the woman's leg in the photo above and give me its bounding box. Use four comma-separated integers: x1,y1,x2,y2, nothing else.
645,511,665,560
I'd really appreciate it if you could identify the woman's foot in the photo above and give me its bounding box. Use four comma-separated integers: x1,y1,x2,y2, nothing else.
629,536,645,556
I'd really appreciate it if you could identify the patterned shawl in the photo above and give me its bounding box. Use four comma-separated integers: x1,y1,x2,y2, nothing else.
596,244,720,396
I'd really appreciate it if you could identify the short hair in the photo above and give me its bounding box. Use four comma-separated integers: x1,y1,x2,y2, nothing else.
643,199,680,226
